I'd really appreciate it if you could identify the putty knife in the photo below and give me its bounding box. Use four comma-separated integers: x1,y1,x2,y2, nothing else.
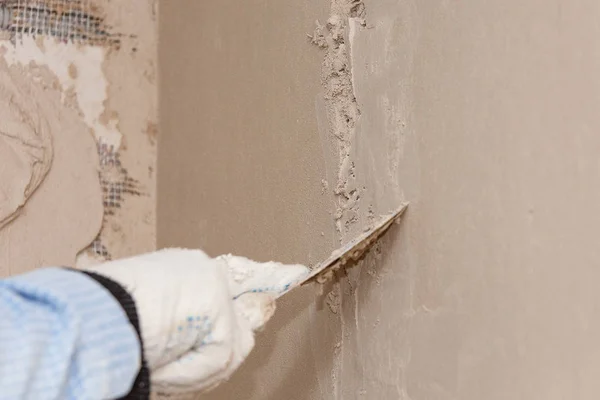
277,202,409,298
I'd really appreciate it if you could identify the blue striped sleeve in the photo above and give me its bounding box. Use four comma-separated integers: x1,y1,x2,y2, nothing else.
0,267,141,400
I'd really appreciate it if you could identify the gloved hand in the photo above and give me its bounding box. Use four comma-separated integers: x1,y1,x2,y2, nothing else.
84,248,308,395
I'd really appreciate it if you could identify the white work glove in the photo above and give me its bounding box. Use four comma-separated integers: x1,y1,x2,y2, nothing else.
84,248,308,395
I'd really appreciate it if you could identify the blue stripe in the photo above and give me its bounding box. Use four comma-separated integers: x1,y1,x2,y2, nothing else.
0,268,141,400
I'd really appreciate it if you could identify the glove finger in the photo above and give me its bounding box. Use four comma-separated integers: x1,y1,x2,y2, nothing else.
152,297,258,395
215,254,309,298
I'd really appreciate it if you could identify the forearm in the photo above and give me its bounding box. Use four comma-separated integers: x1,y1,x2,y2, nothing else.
0,268,142,400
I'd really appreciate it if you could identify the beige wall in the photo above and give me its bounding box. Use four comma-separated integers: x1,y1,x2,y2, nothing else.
160,0,600,399
158,1,340,399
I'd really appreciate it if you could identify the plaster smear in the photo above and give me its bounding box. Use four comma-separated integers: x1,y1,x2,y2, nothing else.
310,2,371,398
0,59,103,276
314,1,417,399
2,35,121,146
315,0,366,239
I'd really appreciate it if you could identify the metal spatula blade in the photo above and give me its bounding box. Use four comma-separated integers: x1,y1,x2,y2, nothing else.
278,202,408,298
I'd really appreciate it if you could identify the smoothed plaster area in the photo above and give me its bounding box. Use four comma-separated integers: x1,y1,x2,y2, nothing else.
159,0,600,399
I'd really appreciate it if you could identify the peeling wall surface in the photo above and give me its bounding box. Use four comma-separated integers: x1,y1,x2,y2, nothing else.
87,0,158,262
160,0,600,399
0,0,157,276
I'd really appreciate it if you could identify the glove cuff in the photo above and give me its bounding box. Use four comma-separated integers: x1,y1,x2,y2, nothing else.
77,270,151,400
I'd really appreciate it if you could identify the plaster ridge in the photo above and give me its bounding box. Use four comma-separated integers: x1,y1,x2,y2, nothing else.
317,0,366,239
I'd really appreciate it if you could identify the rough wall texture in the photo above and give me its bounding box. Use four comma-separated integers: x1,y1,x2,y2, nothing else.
89,0,158,261
160,0,600,399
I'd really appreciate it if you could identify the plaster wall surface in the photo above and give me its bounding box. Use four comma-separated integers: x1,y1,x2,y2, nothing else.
158,1,339,399
159,0,600,399
341,1,600,398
